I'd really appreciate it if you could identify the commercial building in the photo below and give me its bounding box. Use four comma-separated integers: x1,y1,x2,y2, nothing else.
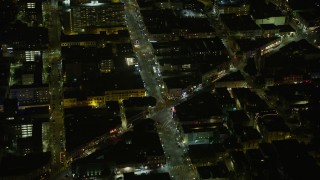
16,0,43,26
217,0,250,16
64,1,125,34
9,84,49,108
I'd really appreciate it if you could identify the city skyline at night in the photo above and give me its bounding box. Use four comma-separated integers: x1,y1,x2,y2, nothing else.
0,0,320,179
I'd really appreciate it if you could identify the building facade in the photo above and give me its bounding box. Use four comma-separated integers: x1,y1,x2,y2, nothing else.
69,1,125,34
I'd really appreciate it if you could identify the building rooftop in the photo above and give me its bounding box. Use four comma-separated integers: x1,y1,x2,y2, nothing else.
214,87,232,98
236,37,280,52
123,97,156,108
278,24,295,33
22,106,49,118
175,92,223,121
123,172,171,180
64,107,121,151
0,26,48,48
245,148,265,165
267,83,319,103
288,0,319,11
141,9,176,20
259,114,290,132
185,38,226,52
259,24,279,30
105,128,164,165
228,110,250,124
9,84,48,89
221,14,261,31
259,143,278,160
189,144,225,160
217,71,245,82
232,88,269,112
107,142,147,165
164,75,194,89
239,126,262,142
64,68,144,95
61,33,107,42
100,70,145,91
223,135,243,149
217,0,246,6
62,46,112,63
297,10,320,27
264,41,320,73
272,139,320,180
182,123,226,134
230,150,249,172
197,162,229,179
0,152,50,176
131,132,164,156
66,81,111,97
174,18,214,33
250,1,283,19
279,39,320,54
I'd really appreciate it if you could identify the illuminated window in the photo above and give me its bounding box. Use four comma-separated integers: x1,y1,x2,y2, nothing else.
27,2,35,9
24,148,31,154
182,64,191,69
6,117,14,120
21,124,33,138
125,57,135,66
25,51,40,61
